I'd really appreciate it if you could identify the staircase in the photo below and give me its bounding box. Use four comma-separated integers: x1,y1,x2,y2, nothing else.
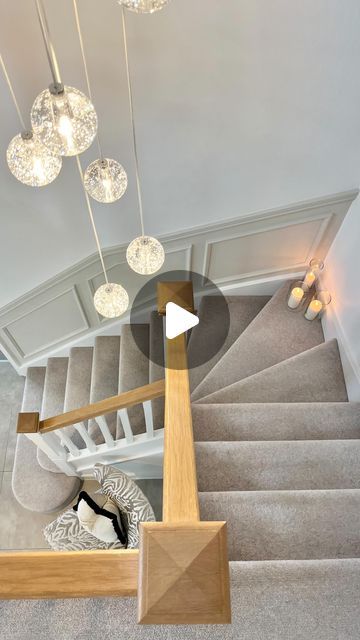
9,280,360,633
12,313,164,512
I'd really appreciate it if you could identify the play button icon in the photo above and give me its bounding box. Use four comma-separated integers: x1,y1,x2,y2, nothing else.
165,302,199,340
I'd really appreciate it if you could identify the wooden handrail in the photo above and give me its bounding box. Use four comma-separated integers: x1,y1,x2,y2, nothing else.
17,379,165,434
0,550,138,599
138,282,231,625
162,331,199,522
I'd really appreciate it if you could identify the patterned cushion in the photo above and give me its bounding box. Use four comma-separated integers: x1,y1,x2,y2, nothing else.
44,465,155,551
44,508,125,551
93,465,155,548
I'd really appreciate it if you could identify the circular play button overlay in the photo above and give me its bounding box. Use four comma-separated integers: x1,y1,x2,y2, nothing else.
130,270,230,371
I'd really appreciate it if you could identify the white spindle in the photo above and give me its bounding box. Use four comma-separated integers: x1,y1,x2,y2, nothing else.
118,408,134,443
143,400,154,439
96,415,114,448
26,431,77,476
75,422,97,453
54,430,80,457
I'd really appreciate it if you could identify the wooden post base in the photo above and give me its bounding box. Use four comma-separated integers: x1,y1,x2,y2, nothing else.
138,522,231,625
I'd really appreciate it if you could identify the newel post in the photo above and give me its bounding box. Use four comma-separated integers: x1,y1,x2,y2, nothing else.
137,282,231,625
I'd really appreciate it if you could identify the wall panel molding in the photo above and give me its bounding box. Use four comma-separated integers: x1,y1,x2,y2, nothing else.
0,189,357,370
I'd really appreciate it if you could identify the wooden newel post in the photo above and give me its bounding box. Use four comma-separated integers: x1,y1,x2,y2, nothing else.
138,282,231,625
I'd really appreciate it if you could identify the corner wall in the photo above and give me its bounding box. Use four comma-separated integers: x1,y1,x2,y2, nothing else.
321,195,360,400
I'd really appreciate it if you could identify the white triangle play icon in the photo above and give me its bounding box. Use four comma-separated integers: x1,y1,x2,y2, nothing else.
165,302,199,339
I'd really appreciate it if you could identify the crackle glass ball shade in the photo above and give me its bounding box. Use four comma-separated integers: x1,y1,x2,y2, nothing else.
84,158,128,203
31,85,97,156
6,132,62,186
126,236,165,275
94,283,129,318
118,0,169,13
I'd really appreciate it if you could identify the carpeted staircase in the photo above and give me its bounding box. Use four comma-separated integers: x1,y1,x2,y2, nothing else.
10,281,360,637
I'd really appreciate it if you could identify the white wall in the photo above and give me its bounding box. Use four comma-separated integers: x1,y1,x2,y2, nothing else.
322,195,360,399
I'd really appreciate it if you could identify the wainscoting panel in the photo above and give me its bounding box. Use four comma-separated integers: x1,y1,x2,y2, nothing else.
0,189,357,370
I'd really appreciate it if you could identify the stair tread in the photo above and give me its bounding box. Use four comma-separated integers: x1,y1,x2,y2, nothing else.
64,347,93,412
149,311,165,427
192,402,360,441
189,295,270,398
13,366,80,513
193,282,324,400
196,339,348,404
196,440,360,491
117,324,149,438
199,489,360,561
88,336,120,443
38,357,69,473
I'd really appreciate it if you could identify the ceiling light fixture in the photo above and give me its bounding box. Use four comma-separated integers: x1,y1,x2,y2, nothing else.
73,0,127,203
121,8,165,275
76,156,129,318
118,0,169,14
0,52,62,187
31,0,97,157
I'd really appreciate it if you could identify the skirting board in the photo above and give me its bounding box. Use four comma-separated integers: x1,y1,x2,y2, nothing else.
321,306,360,401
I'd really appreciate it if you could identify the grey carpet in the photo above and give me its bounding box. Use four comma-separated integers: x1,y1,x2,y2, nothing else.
1,560,359,640
12,367,80,513
189,296,270,399
193,282,324,401
88,336,120,444
199,490,360,560
196,339,348,404
118,324,149,438
62,347,94,449
192,402,360,441
196,440,360,491
149,311,165,427
37,358,69,473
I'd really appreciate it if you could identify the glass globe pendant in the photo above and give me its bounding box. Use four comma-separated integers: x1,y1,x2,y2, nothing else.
94,283,129,318
31,83,97,157
6,130,62,187
118,0,169,13
84,158,128,203
126,235,165,275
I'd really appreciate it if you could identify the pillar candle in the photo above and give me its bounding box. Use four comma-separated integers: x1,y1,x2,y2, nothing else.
303,270,316,288
288,287,305,309
305,299,323,321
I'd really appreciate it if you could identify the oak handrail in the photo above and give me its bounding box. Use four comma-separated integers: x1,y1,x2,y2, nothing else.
162,331,200,522
17,379,165,434
0,550,138,599
137,281,231,625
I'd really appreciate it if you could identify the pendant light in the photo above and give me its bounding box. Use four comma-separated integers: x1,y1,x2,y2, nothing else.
121,8,165,275
31,0,98,157
1,53,62,187
76,156,129,318
72,0,128,203
118,0,169,14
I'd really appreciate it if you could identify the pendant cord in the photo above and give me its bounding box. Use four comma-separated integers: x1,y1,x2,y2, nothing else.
0,53,26,130
72,0,103,159
76,155,109,285
35,0,62,85
121,7,145,237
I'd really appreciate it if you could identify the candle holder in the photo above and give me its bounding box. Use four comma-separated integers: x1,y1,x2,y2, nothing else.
303,259,324,289
304,289,331,321
287,281,309,311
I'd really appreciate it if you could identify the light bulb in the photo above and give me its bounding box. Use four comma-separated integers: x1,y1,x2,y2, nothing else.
84,158,128,203
118,0,169,13
126,235,165,275
31,84,97,157
94,283,129,318
6,131,62,187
